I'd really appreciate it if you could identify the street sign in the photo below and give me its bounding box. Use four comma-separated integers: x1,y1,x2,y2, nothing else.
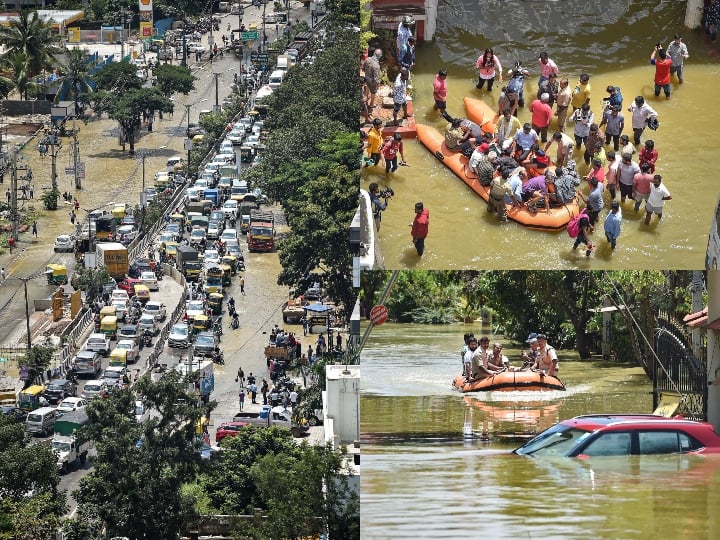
77,162,85,179
250,53,269,63
370,304,389,326
208,35,214,46
64,167,74,175
241,31,259,40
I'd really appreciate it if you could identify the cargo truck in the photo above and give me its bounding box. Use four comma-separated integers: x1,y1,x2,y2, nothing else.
53,410,92,473
204,188,219,207
247,210,275,252
175,359,215,401
176,245,201,281
95,242,129,280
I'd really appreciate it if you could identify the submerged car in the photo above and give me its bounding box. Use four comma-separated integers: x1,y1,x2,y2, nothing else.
215,421,251,443
513,414,720,458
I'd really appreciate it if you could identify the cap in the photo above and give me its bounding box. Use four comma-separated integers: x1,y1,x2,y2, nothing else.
526,332,538,343
537,333,547,340
477,142,490,153
540,93,550,101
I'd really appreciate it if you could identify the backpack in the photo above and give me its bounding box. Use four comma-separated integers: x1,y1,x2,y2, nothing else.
566,208,588,238
507,75,524,94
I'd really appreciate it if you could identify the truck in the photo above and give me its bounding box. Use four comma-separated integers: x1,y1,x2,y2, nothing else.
176,245,201,281
204,188,219,207
95,242,129,280
175,359,214,401
233,408,309,438
219,164,238,179
247,210,275,252
52,410,92,473
282,296,306,323
276,54,294,73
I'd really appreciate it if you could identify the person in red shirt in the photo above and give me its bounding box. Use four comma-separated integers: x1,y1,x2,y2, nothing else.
411,202,429,256
529,93,553,143
638,139,658,173
433,69,448,112
651,45,672,99
632,162,654,212
382,133,405,173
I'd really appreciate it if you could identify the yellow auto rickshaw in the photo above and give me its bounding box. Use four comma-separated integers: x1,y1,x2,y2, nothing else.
45,264,68,285
207,292,223,315
100,315,118,340
18,385,46,411
112,204,127,221
133,284,151,304
170,213,185,226
109,348,128,368
222,255,237,275
192,314,210,335
161,241,178,261
220,264,232,287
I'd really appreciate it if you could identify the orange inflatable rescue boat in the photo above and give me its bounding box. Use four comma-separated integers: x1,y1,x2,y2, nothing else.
452,371,566,392
463,97,498,134
416,123,580,231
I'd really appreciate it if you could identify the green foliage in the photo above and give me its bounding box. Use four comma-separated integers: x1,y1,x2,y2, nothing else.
41,187,60,210
0,10,63,79
54,48,99,110
92,61,142,95
22,346,54,385
74,371,213,539
74,265,111,302
199,110,230,143
155,63,196,98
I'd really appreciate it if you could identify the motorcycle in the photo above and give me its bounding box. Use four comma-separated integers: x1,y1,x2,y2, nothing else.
213,319,223,337
143,330,153,348
231,313,239,330
212,349,225,365
155,265,164,280
228,304,236,317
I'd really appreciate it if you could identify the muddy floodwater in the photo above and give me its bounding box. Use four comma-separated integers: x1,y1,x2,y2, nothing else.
360,322,720,539
365,0,718,269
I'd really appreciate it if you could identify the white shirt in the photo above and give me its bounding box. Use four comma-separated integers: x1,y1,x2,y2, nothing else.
647,182,671,208
629,102,658,129
289,391,298,403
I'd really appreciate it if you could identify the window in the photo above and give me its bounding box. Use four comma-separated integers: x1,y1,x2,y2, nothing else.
581,432,632,456
639,431,697,454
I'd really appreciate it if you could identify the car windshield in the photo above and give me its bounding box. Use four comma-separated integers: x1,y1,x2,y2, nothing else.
187,301,204,311
58,402,76,410
52,441,71,452
141,272,155,279
514,425,591,456
172,326,188,336
48,381,65,390
146,304,160,312
85,383,102,391
135,405,144,415
140,315,154,324
104,371,122,380
116,342,132,350
197,335,214,346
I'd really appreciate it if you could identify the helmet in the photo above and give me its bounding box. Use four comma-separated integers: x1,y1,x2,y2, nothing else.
402,15,414,26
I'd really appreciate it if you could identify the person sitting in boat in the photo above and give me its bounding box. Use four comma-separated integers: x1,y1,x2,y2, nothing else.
444,119,467,151
471,337,504,379
458,118,484,155
461,333,475,369
463,336,479,379
490,343,510,371
495,109,522,150
531,334,559,377
520,333,541,369
520,171,547,214
521,147,550,179
469,142,495,186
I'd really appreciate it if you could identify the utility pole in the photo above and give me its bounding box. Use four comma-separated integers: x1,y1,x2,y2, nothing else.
72,116,81,190
181,21,187,67
262,0,267,53
10,150,18,243
22,277,31,350
185,103,191,169
120,8,125,60
215,72,220,109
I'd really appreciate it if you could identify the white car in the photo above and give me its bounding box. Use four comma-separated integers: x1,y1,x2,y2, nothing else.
222,200,238,219
111,299,130,322
101,366,127,390
168,323,190,348
220,140,233,153
135,400,148,423
194,178,209,190
251,121,264,135
245,134,260,148
207,221,221,240
117,224,137,242
203,249,220,264
143,301,166,322
53,234,74,253
221,228,238,242
185,299,205,321
111,289,130,303
81,380,108,399
140,271,159,291
228,129,245,145
187,42,206,53
212,154,234,165
57,397,88,414
113,339,140,364
185,187,201,202
203,162,221,175
137,313,159,336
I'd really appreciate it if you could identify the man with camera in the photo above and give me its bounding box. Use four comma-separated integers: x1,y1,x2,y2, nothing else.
651,43,673,99
369,182,393,230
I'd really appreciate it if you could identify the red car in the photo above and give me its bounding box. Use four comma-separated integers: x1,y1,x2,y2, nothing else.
514,414,720,458
117,278,143,297
215,421,251,443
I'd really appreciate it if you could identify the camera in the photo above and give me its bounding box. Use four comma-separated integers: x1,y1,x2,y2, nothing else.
379,187,395,199
655,42,662,50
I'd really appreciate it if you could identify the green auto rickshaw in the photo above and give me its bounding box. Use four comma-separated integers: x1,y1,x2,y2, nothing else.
220,264,232,288
18,385,46,411
207,292,223,315
45,264,68,285
221,255,237,275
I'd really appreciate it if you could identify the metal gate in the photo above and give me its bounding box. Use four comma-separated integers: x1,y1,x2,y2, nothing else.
653,313,707,420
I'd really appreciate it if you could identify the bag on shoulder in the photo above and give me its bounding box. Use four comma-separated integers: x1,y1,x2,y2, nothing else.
566,208,588,238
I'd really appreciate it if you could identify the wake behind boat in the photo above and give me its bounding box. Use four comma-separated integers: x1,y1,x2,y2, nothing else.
452,371,566,392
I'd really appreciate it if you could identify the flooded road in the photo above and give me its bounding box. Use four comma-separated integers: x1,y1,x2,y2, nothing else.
366,0,717,269
360,322,720,538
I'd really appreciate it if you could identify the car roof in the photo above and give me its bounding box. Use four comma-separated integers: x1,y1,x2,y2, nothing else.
116,339,136,346
563,414,709,430
146,301,163,307
219,421,250,428
60,396,83,403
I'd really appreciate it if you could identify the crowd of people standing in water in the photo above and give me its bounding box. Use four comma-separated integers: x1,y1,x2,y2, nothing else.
460,332,559,382
360,14,695,259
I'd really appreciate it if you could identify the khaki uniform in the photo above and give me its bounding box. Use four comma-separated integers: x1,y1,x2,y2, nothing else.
488,177,512,221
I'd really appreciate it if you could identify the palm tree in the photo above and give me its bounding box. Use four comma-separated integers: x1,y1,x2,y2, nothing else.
53,48,98,114
1,51,42,100
0,10,63,80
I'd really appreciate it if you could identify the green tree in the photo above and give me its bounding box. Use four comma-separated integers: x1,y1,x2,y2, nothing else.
21,345,54,387
73,266,111,303
92,61,142,95
54,48,99,114
72,371,211,539
1,51,42,100
94,87,174,153
154,63,196,99
0,10,63,79
40,186,60,211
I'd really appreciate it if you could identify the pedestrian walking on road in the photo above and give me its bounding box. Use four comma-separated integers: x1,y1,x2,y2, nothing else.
238,389,245,410
240,276,245,295
70,210,76,224
250,382,257,404
8,237,14,254
73,198,79,211
1,268,5,284
31,221,37,237
29,185,33,199
237,367,245,386
307,345,313,365
261,379,268,405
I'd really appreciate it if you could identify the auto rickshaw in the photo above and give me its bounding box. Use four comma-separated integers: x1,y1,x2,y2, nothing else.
169,213,185,226
18,385,46,411
133,284,151,304
192,314,210,336
100,315,118,340
221,255,237,275
112,204,127,221
161,241,178,261
207,292,223,315
45,264,68,285
239,145,254,163
220,264,232,287
109,348,128,368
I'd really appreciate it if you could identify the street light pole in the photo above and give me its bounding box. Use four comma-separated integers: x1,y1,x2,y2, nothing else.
22,277,30,350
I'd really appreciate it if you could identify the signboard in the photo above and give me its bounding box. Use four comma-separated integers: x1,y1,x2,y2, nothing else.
241,31,259,40
67,27,80,43
65,167,75,175
369,304,389,326
77,162,85,179
250,53,269,63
